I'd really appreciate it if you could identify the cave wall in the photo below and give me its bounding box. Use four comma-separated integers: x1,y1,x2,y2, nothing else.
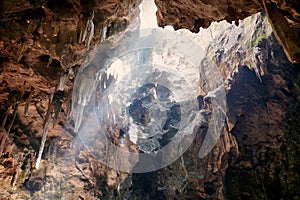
154,0,300,63
0,0,300,199
147,14,300,199
225,42,300,199
0,0,141,198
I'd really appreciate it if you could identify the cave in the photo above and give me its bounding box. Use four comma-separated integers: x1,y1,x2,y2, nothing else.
0,0,300,199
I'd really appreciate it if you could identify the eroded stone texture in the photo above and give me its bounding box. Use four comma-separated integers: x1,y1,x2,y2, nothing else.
0,0,140,198
0,0,300,200
154,0,300,63
138,14,300,200
154,0,300,32
154,0,263,32
225,42,300,200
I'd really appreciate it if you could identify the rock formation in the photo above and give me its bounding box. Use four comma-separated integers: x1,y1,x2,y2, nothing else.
0,0,299,199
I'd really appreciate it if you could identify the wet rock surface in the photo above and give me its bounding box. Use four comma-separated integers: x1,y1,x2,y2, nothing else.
0,0,300,200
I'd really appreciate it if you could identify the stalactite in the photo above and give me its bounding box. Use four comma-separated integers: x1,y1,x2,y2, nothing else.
74,104,84,133
0,108,10,129
81,11,95,50
35,79,65,168
77,13,85,44
53,100,62,128
101,25,108,42
0,128,8,155
7,104,18,134
35,93,53,169
57,71,68,91
24,86,34,115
